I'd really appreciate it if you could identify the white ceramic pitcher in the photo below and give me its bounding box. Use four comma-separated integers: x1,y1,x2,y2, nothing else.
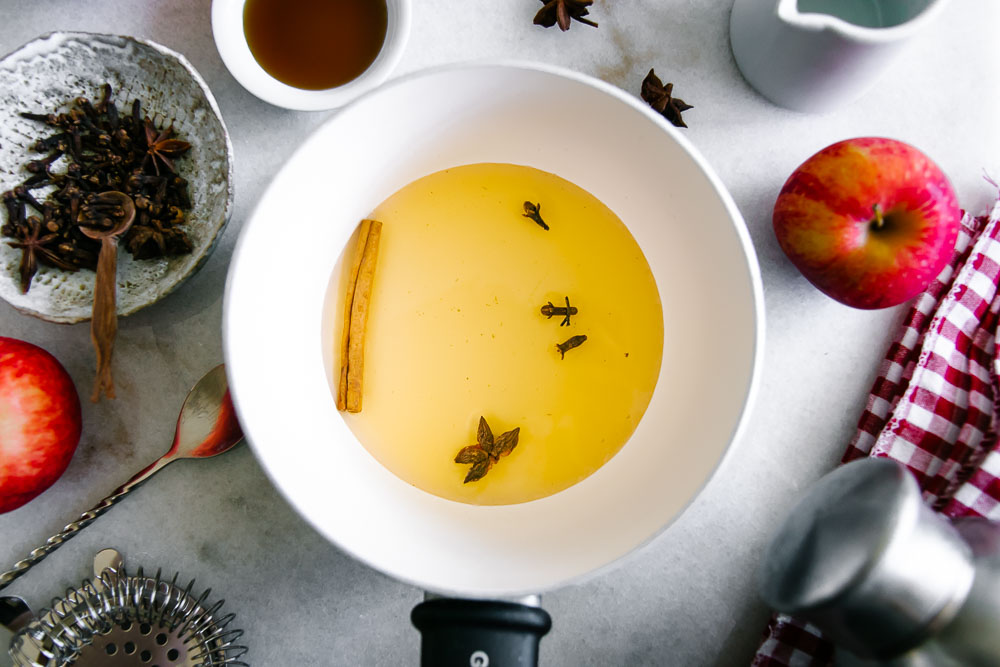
730,0,951,113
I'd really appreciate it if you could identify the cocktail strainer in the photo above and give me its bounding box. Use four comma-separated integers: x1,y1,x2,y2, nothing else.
7,549,246,667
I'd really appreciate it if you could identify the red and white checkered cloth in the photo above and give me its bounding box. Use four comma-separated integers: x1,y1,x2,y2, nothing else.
753,189,1000,667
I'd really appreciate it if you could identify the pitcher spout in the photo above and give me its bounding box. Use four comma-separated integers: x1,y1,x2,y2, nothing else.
778,0,951,36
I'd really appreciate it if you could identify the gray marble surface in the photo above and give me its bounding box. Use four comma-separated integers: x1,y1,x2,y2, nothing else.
1,1,998,665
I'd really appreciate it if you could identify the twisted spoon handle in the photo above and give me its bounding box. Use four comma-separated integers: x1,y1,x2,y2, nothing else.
0,457,171,591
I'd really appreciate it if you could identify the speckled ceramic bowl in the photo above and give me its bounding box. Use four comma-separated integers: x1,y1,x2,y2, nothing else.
0,32,233,324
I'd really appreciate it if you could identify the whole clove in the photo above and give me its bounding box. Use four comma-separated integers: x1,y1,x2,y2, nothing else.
541,296,578,326
556,334,588,359
522,201,549,230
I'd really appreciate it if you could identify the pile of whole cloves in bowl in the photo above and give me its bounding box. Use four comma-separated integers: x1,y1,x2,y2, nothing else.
0,31,234,406
2,83,194,294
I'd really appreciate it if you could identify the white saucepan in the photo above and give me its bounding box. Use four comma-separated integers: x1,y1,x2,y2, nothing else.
223,62,764,665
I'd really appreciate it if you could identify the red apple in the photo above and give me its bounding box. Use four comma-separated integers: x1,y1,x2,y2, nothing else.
773,137,961,309
0,336,82,513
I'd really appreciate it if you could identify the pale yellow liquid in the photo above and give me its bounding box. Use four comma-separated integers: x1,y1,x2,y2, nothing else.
334,163,663,505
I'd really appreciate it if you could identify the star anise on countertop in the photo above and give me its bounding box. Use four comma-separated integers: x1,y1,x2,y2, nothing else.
7,215,77,293
534,0,598,31
640,69,693,128
143,119,192,175
454,416,521,483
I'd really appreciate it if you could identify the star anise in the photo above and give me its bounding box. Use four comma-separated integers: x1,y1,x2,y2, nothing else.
534,0,598,31
7,216,77,293
454,416,521,483
124,215,193,260
640,69,693,128
143,119,191,175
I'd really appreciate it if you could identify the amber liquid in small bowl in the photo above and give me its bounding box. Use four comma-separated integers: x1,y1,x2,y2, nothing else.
243,0,388,90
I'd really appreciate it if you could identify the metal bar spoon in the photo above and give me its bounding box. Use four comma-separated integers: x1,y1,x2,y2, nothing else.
79,191,135,402
0,364,244,591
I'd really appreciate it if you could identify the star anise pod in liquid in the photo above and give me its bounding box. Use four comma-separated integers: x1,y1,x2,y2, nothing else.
454,416,521,483
534,0,598,31
641,69,693,128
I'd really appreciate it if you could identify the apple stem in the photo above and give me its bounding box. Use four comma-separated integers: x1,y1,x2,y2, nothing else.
872,204,884,229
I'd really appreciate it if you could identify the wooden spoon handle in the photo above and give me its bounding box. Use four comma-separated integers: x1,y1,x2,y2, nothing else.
90,236,119,402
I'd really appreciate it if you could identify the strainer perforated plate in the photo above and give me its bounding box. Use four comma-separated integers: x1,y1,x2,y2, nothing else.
8,549,246,667
75,617,197,667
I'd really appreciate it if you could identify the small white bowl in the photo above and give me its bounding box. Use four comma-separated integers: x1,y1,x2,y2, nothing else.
211,0,411,111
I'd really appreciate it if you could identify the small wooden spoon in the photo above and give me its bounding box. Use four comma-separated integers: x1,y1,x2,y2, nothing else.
79,191,135,402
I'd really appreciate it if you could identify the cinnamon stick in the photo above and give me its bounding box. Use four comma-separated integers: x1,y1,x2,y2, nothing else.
338,219,382,413
336,219,373,410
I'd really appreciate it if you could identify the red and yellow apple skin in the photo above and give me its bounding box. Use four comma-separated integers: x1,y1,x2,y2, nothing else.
773,137,961,310
0,336,82,513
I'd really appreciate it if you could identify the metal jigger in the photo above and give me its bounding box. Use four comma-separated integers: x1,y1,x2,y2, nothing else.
759,458,1000,666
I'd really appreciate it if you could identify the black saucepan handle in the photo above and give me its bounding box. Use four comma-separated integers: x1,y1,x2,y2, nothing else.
411,598,552,667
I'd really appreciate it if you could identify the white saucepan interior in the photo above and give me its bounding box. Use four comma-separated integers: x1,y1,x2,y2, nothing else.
224,62,764,598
